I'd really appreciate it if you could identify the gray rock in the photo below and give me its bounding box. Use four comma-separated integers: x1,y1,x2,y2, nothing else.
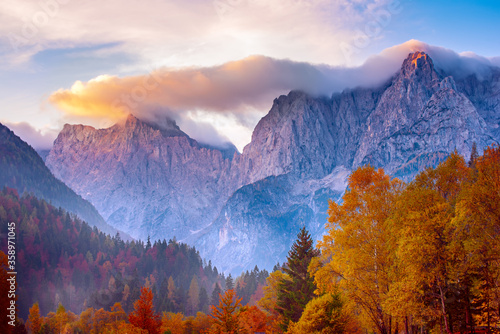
46,52,500,273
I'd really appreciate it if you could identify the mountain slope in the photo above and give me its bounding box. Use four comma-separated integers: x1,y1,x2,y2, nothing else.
0,123,123,236
0,187,231,320
45,52,500,273
46,115,236,241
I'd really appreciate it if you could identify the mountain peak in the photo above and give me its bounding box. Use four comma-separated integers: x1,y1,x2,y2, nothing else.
400,51,437,80
409,51,431,68
121,113,186,138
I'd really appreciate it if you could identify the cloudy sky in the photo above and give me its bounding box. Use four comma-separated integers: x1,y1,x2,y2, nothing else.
1,0,499,151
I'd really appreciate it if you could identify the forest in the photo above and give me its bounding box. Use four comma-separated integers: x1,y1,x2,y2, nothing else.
1,144,500,334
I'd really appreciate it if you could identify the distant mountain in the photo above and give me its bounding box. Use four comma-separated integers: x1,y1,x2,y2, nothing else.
45,52,500,273
46,116,236,241
0,122,125,237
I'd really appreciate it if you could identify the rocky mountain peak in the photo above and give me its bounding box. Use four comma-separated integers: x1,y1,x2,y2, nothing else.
120,113,186,138
401,52,436,78
45,51,500,273
440,76,458,91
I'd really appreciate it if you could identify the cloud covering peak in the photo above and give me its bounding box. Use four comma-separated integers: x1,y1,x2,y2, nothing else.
49,40,500,151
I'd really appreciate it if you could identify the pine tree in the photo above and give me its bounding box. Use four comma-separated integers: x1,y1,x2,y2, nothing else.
276,226,319,330
198,287,209,313
469,141,479,169
225,274,234,291
211,283,222,307
128,286,161,334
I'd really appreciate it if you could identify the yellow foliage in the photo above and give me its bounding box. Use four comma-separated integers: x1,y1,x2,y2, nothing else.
161,312,185,334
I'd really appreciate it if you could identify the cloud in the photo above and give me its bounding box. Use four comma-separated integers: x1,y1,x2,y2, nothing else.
0,0,399,69
49,40,500,150
2,121,58,150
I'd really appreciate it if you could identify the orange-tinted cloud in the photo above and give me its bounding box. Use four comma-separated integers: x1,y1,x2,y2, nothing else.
49,41,500,149
49,56,331,126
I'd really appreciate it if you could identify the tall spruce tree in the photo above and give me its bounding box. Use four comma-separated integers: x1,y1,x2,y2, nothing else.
225,273,234,291
276,226,320,330
211,283,222,306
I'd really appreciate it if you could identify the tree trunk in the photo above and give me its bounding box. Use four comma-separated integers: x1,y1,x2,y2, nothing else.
439,285,452,334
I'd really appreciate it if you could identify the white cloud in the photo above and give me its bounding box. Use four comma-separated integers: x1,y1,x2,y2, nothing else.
47,40,500,151
0,0,399,69
2,121,58,150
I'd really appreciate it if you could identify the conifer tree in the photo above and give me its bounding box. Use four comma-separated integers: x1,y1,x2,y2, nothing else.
211,283,222,307
225,274,234,291
198,287,209,313
469,141,479,168
276,226,319,330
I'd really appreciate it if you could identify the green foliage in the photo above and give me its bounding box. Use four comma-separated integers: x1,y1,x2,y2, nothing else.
276,227,319,330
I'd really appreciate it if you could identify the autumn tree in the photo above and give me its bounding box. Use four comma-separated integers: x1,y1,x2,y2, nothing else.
161,312,185,334
452,145,500,330
167,276,177,311
187,276,200,316
209,289,242,334
386,153,471,333
258,270,289,334
314,166,403,334
287,293,355,334
192,312,211,333
27,302,42,334
238,305,269,334
103,302,128,333
55,303,70,333
128,286,161,334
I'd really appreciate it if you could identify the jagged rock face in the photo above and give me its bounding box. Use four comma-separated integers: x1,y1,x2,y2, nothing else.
455,68,500,139
46,52,500,273
352,53,497,177
196,167,349,273
46,115,234,241
230,86,384,189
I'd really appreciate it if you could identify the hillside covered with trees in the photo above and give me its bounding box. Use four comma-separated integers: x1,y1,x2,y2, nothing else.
1,144,500,334
0,187,268,324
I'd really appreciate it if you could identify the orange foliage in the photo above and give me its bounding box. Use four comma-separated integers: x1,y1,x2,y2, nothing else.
209,289,242,334
27,302,42,334
128,286,161,334
161,312,185,334
239,306,269,334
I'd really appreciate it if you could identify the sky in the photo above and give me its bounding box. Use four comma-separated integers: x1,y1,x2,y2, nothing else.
0,0,499,152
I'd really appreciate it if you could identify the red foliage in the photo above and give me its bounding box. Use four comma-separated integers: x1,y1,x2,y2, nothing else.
128,286,161,334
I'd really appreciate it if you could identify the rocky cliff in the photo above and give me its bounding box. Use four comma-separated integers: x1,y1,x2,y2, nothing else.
46,115,235,241
46,52,500,273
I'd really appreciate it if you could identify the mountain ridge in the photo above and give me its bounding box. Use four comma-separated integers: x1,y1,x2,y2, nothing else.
45,51,500,273
0,122,127,238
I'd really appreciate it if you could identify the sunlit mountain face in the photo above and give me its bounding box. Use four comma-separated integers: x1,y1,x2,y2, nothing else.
44,51,500,273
